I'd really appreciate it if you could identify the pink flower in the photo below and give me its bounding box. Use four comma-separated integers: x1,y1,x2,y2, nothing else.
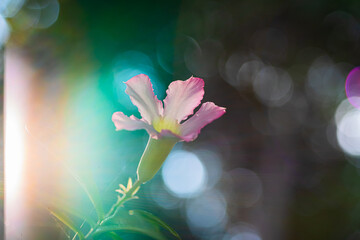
112,74,225,142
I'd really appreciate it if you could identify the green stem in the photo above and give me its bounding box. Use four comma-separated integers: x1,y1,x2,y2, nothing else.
85,180,142,239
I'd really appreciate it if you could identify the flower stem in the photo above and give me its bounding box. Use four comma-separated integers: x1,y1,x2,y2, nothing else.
85,180,142,239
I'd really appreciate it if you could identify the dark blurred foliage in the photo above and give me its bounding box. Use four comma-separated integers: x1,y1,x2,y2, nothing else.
6,0,360,239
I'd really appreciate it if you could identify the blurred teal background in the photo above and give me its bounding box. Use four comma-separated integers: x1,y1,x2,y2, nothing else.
3,0,360,239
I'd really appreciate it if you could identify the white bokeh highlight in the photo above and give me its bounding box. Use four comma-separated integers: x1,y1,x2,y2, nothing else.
336,108,360,156
162,150,207,198
186,190,227,229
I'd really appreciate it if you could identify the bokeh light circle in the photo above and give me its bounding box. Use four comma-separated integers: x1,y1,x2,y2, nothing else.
0,0,24,18
184,38,223,77
224,222,262,240
306,56,345,104
186,190,227,229
335,98,359,127
148,181,181,209
195,149,223,188
162,150,207,198
228,168,262,208
229,232,262,240
336,108,360,156
345,67,360,108
253,66,293,107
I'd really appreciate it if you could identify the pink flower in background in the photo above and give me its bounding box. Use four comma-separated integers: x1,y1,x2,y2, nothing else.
112,74,225,142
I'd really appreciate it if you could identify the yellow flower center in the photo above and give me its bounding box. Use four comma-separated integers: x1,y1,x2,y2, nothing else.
153,117,181,135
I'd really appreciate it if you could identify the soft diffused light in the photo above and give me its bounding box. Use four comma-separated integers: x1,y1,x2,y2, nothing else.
186,190,227,229
336,108,360,156
5,50,29,239
162,150,206,198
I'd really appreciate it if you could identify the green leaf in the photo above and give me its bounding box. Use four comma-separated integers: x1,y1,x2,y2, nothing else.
48,200,96,228
106,232,123,240
132,210,181,240
93,208,167,240
71,169,105,220
94,226,166,240
49,208,85,240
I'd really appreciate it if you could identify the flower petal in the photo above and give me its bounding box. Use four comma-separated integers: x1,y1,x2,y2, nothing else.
180,102,226,142
112,112,158,136
125,74,163,124
163,76,204,122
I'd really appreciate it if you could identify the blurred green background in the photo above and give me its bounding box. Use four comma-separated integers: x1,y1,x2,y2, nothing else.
3,0,360,239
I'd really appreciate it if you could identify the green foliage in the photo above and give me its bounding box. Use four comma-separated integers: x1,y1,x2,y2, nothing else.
92,208,180,240
50,170,180,239
49,208,85,240
48,200,96,228
132,210,181,240
72,171,105,220
105,232,124,240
